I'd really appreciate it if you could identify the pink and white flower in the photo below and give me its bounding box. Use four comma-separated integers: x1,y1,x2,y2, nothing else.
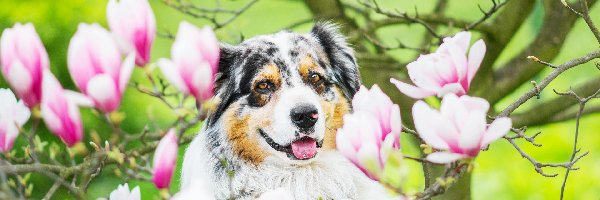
67,23,135,113
412,93,512,163
0,23,49,107
391,31,486,98
0,88,30,152
107,183,140,200
352,85,402,138
157,21,219,102
336,85,401,180
40,70,89,147
107,0,156,66
152,129,178,189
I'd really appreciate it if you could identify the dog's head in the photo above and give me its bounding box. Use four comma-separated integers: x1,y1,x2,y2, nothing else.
208,22,360,165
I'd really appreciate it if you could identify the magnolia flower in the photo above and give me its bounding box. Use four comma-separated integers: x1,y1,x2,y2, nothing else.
107,0,156,66
0,88,30,152
107,183,140,200
0,23,49,107
152,129,178,189
352,85,402,138
67,23,135,113
257,188,294,200
336,85,401,181
391,31,486,98
412,93,512,163
158,21,219,102
40,70,89,147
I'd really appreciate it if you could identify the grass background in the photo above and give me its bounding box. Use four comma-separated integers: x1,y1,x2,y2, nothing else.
0,0,599,199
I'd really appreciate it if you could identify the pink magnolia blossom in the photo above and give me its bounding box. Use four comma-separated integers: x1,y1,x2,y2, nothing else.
107,0,156,66
152,129,178,189
0,23,49,107
412,93,512,163
40,70,90,147
67,23,135,113
107,183,140,200
336,85,401,180
158,21,219,102
352,85,402,138
391,31,486,98
0,88,30,152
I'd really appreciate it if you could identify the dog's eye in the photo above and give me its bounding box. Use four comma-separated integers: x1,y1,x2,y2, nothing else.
255,80,274,93
309,73,323,84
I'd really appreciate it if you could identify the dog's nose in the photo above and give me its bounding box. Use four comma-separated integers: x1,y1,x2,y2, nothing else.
290,104,319,129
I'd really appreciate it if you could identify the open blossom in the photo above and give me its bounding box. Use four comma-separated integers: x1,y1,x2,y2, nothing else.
336,85,401,180
0,89,30,152
107,183,140,200
0,23,49,107
412,93,512,163
152,129,178,189
40,70,89,147
391,31,486,98
352,85,402,138
158,21,219,102
107,0,156,66
67,23,135,113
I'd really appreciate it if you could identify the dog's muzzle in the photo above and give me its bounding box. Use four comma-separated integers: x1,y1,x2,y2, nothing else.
259,129,323,160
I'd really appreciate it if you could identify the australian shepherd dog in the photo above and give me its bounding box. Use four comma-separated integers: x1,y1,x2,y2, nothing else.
181,22,392,200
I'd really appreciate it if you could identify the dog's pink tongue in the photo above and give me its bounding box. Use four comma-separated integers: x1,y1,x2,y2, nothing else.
291,138,317,159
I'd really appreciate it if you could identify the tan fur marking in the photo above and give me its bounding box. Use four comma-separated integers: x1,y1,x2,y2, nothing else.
299,56,326,93
254,63,281,87
322,86,350,149
224,104,268,164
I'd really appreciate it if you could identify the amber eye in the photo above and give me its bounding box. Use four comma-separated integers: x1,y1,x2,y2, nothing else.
255,80,274,93
257,82,269,90
309,73,322,83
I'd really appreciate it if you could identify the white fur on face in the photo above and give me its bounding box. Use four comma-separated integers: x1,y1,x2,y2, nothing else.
266,83,325,162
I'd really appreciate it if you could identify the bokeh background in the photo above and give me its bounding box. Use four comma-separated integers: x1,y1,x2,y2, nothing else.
1,0,599,199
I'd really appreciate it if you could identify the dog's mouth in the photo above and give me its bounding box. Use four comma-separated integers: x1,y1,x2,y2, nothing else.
259,129,323,160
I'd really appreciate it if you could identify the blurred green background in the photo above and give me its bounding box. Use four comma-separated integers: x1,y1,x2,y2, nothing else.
1,0,599,199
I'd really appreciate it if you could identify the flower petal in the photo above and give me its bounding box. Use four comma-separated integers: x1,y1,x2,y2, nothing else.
64,90,94,107
482,117,512,146
390,78,436,99
157,58,189,94
412,101,450,149
426,152,466,164
437,83,466,97
467,39,486,85
87,74,120,112
119,53,136,93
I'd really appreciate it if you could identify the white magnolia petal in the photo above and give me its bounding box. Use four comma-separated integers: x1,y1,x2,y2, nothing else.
426,152,466,164
64,90,94,107
482,117,512,146
412,101,450,149
119,52,136,93
157,58,189,94
7,61,33,95
467,39,486,84
390,78,436,99
458,111,486,151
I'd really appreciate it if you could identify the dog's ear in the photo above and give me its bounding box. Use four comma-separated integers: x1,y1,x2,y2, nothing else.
214,43,240,91
209,43,241,125
311,22,361,100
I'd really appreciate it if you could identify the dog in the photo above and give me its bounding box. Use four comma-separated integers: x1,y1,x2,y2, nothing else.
181,22,392,200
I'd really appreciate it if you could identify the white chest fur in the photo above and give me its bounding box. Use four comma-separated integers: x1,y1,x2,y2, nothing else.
181,129,392,200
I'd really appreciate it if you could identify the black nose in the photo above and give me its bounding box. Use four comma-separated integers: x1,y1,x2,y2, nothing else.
290,104,319,129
